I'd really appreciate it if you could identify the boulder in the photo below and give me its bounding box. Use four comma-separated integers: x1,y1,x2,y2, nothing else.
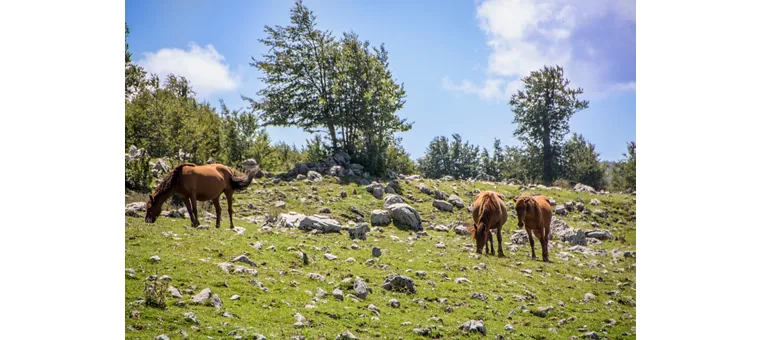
448,194,465,208
347,222,369,240
307,171,323,182
276,212,306,228
381,274,416,293
386,203,422,230
433,200,454,212
585,229,614,241
382,194,405,209
299,215,342,233
573,183,597,193
370,210,391,226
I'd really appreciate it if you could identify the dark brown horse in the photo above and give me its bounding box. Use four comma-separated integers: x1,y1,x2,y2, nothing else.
468,190,509,257
513,195,552,262
144,163,259,229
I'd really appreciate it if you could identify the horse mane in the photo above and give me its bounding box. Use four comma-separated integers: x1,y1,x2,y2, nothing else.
472,191,504,236
152,163,195,199
515,195,538,212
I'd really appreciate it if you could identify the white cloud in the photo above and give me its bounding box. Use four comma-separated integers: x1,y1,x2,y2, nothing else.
136,42,241,98
445,0,635,101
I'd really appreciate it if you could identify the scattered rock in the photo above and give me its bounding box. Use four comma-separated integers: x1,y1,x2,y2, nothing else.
459,320,486,335
299,215,342,233
372,247,382,257
381,274,416,293
387,203,422,230
318,207,331,214
210,294,223,308
383,194,405,208
190,288,211,304
586,229,614,241
324,253,338,261
168,286,183,299
230,294,240,300
149,255,161,262
307,171,323,182
590,198,601,206
555,205,567,216
273,201,286,209
333,288,344,300
307,273,326,281
335,330,358,340
550,217,587,246
433,200,454,212
584,293,596,302
389,298,400,308
454,277,471,284
448,194,465,208
347,222,369,240
232,254,258,267
353,277,372,299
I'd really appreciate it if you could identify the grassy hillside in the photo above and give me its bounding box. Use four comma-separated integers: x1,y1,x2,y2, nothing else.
125,176,636,339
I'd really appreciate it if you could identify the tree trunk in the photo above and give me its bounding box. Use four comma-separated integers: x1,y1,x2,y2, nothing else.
542,130,552,186
328,123,339,153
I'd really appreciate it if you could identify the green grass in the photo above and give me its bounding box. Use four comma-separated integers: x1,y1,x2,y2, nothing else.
125,177,636,339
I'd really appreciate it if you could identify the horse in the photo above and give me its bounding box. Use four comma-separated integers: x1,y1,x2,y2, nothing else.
513,195,553,262
144,163,260,229
468,190,509,257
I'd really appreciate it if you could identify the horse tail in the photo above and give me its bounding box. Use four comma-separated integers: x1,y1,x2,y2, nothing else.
230,167,255,191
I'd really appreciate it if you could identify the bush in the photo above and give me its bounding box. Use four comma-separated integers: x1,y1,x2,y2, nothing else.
125,149,153,192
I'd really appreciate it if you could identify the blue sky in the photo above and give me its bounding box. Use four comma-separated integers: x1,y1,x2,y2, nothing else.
126,0,635,161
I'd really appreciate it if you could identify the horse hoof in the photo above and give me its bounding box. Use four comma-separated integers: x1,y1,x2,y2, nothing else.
498,254,505,258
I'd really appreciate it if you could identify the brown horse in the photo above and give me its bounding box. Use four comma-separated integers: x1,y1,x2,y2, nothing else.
144,163,259,229
468,190,509,257
513,195,552,262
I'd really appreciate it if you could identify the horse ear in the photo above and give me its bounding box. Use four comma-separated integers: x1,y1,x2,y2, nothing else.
512,196,518,202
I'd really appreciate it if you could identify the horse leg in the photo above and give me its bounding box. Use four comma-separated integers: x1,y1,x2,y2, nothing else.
212,197,222,229
190,192,200,227
496,226,505,258
488,230,495,255
182,197,197,226
542,228,551,262
527,229,537,260
225,190,235,229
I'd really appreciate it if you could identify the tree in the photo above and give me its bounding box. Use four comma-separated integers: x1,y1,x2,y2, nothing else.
509,65,589,185
247,1,410,175
611,141,636,191
418,134,480,179
125,23,147,99
563,133,606,189
247,0,342,149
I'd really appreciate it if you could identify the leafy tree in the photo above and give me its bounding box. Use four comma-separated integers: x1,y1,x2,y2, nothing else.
418,136,451,179
384,137,417,175
563,133,606,189
611,141,636,191
418,134,480,179
509,65,589,185
302,134,331,163
247,1,410,175
125,24,147,99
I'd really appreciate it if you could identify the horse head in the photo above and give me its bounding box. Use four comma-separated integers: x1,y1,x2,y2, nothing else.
144,194,160,223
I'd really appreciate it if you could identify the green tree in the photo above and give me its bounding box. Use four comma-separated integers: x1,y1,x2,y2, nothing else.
563,133,606,189
247,1,410,175
611,141,636,191
418,134,480,179
509,65,589,185
125,23,147,99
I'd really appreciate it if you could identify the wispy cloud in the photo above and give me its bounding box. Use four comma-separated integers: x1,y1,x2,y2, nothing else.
444,0,635,101
137,42,241,98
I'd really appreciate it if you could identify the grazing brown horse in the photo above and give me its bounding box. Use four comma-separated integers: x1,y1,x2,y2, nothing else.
513,195,552,262
144,163,258,229
468,190,509,257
